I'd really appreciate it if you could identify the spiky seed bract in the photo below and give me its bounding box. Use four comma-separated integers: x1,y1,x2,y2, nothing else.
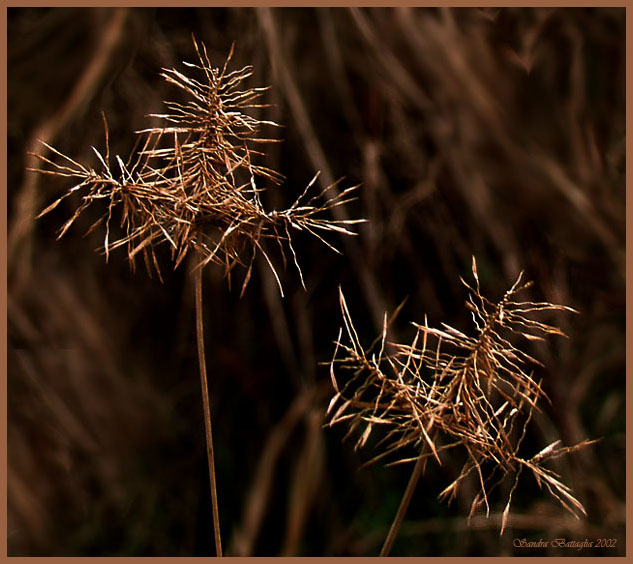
328,257,594,534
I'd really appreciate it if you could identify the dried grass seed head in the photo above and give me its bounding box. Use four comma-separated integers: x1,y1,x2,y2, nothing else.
32,38,365,292
328,257,593,532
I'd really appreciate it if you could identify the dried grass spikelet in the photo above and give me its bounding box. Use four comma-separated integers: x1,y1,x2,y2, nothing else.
31,38,363,295
327,257,595,536
29,37,365,557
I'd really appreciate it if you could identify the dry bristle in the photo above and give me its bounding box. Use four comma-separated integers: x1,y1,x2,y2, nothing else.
32,39,364,291
328,264,591,531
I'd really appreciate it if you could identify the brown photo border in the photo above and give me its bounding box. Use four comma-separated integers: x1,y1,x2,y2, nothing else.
1,1,629,562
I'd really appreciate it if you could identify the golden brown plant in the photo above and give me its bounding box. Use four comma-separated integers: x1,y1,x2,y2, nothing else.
328,257,594,554
31,37,364,557
32,38,363,294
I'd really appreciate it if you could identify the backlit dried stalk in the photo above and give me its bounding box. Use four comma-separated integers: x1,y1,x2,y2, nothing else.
328,257,594,553
31,38,364,557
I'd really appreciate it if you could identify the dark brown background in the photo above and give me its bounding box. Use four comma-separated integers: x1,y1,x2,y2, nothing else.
7,7,625,556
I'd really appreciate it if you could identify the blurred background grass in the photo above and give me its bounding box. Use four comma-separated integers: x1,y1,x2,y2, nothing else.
7,7,625,557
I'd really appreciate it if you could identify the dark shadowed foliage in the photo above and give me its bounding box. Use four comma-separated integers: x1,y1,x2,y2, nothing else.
7,7,625,557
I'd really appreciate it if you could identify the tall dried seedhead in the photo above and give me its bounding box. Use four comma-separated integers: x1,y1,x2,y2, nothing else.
328,258,594,534
32,38,363,293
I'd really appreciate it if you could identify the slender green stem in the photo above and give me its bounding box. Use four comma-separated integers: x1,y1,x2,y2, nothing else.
380,452,425,557
194,267,223,557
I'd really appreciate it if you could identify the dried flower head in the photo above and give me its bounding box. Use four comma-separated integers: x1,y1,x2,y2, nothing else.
328,257,595,534
32,38,364,294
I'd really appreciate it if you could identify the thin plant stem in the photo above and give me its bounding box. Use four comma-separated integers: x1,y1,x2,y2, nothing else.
194,266,223,557
380,452,425,557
